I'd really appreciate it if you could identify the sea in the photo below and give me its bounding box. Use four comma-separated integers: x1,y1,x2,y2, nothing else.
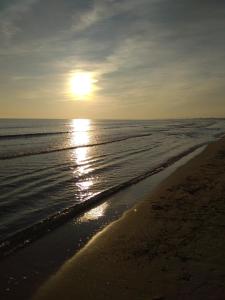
0,118,225,254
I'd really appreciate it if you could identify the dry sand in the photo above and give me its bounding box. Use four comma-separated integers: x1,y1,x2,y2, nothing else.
33,138,225,300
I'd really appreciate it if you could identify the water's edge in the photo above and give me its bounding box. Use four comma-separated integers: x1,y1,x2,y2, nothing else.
0,143,207,300
0,142,206,259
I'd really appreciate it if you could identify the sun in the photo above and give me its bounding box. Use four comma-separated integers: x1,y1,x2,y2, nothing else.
70,72,94,98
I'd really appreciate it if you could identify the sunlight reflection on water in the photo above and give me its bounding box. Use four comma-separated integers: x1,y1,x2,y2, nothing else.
70,119,95,200
78,202,109,222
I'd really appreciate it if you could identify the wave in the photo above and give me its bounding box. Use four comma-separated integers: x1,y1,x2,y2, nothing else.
0,142,206,259
0,124,149,140
0,133,153,160
214,132,225,138
0,131,73,140
0,147,155,210
0,145,155,204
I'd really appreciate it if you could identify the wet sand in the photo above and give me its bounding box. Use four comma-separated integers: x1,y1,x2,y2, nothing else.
33,138,225,300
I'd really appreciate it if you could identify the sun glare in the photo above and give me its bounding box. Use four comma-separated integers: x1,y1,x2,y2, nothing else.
70,72,94,99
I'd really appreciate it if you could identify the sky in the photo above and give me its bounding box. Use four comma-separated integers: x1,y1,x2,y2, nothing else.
0,0,225,119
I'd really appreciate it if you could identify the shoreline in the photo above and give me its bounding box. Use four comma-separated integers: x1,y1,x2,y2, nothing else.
0,145,205,300
34,137,225,300
0,142,205,259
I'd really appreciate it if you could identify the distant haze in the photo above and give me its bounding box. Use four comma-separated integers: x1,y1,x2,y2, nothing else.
0,0,225,119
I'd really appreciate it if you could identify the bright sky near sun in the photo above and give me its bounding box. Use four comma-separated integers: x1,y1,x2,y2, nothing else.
0,0,225,119
70,72,96,99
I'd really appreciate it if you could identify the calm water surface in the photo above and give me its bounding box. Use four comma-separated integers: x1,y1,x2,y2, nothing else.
0,118,224,248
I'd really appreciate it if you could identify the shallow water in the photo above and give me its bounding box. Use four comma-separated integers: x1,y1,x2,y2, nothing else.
0,118,224,246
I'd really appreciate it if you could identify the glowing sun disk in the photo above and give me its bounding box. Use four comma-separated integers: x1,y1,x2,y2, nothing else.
70,72,94,98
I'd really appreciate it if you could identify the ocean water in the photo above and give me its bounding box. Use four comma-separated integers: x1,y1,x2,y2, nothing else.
0,118,224,253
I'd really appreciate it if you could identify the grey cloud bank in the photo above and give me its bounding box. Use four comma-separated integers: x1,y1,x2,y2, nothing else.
0,0,225,119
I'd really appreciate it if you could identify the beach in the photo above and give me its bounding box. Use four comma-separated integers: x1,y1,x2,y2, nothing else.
33,137,225,300
1,0,225,298
0,142,205,300
1,0,225,297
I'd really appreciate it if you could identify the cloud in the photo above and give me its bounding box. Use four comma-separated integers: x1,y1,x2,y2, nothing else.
70,0,151,31
0,0,225,118
0,0,38,42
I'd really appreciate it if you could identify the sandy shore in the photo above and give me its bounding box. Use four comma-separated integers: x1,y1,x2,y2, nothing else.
33,138,225,300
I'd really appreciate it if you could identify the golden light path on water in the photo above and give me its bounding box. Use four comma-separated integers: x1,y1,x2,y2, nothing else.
71,119,92,183
78,202,109,222
70,119,108,221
